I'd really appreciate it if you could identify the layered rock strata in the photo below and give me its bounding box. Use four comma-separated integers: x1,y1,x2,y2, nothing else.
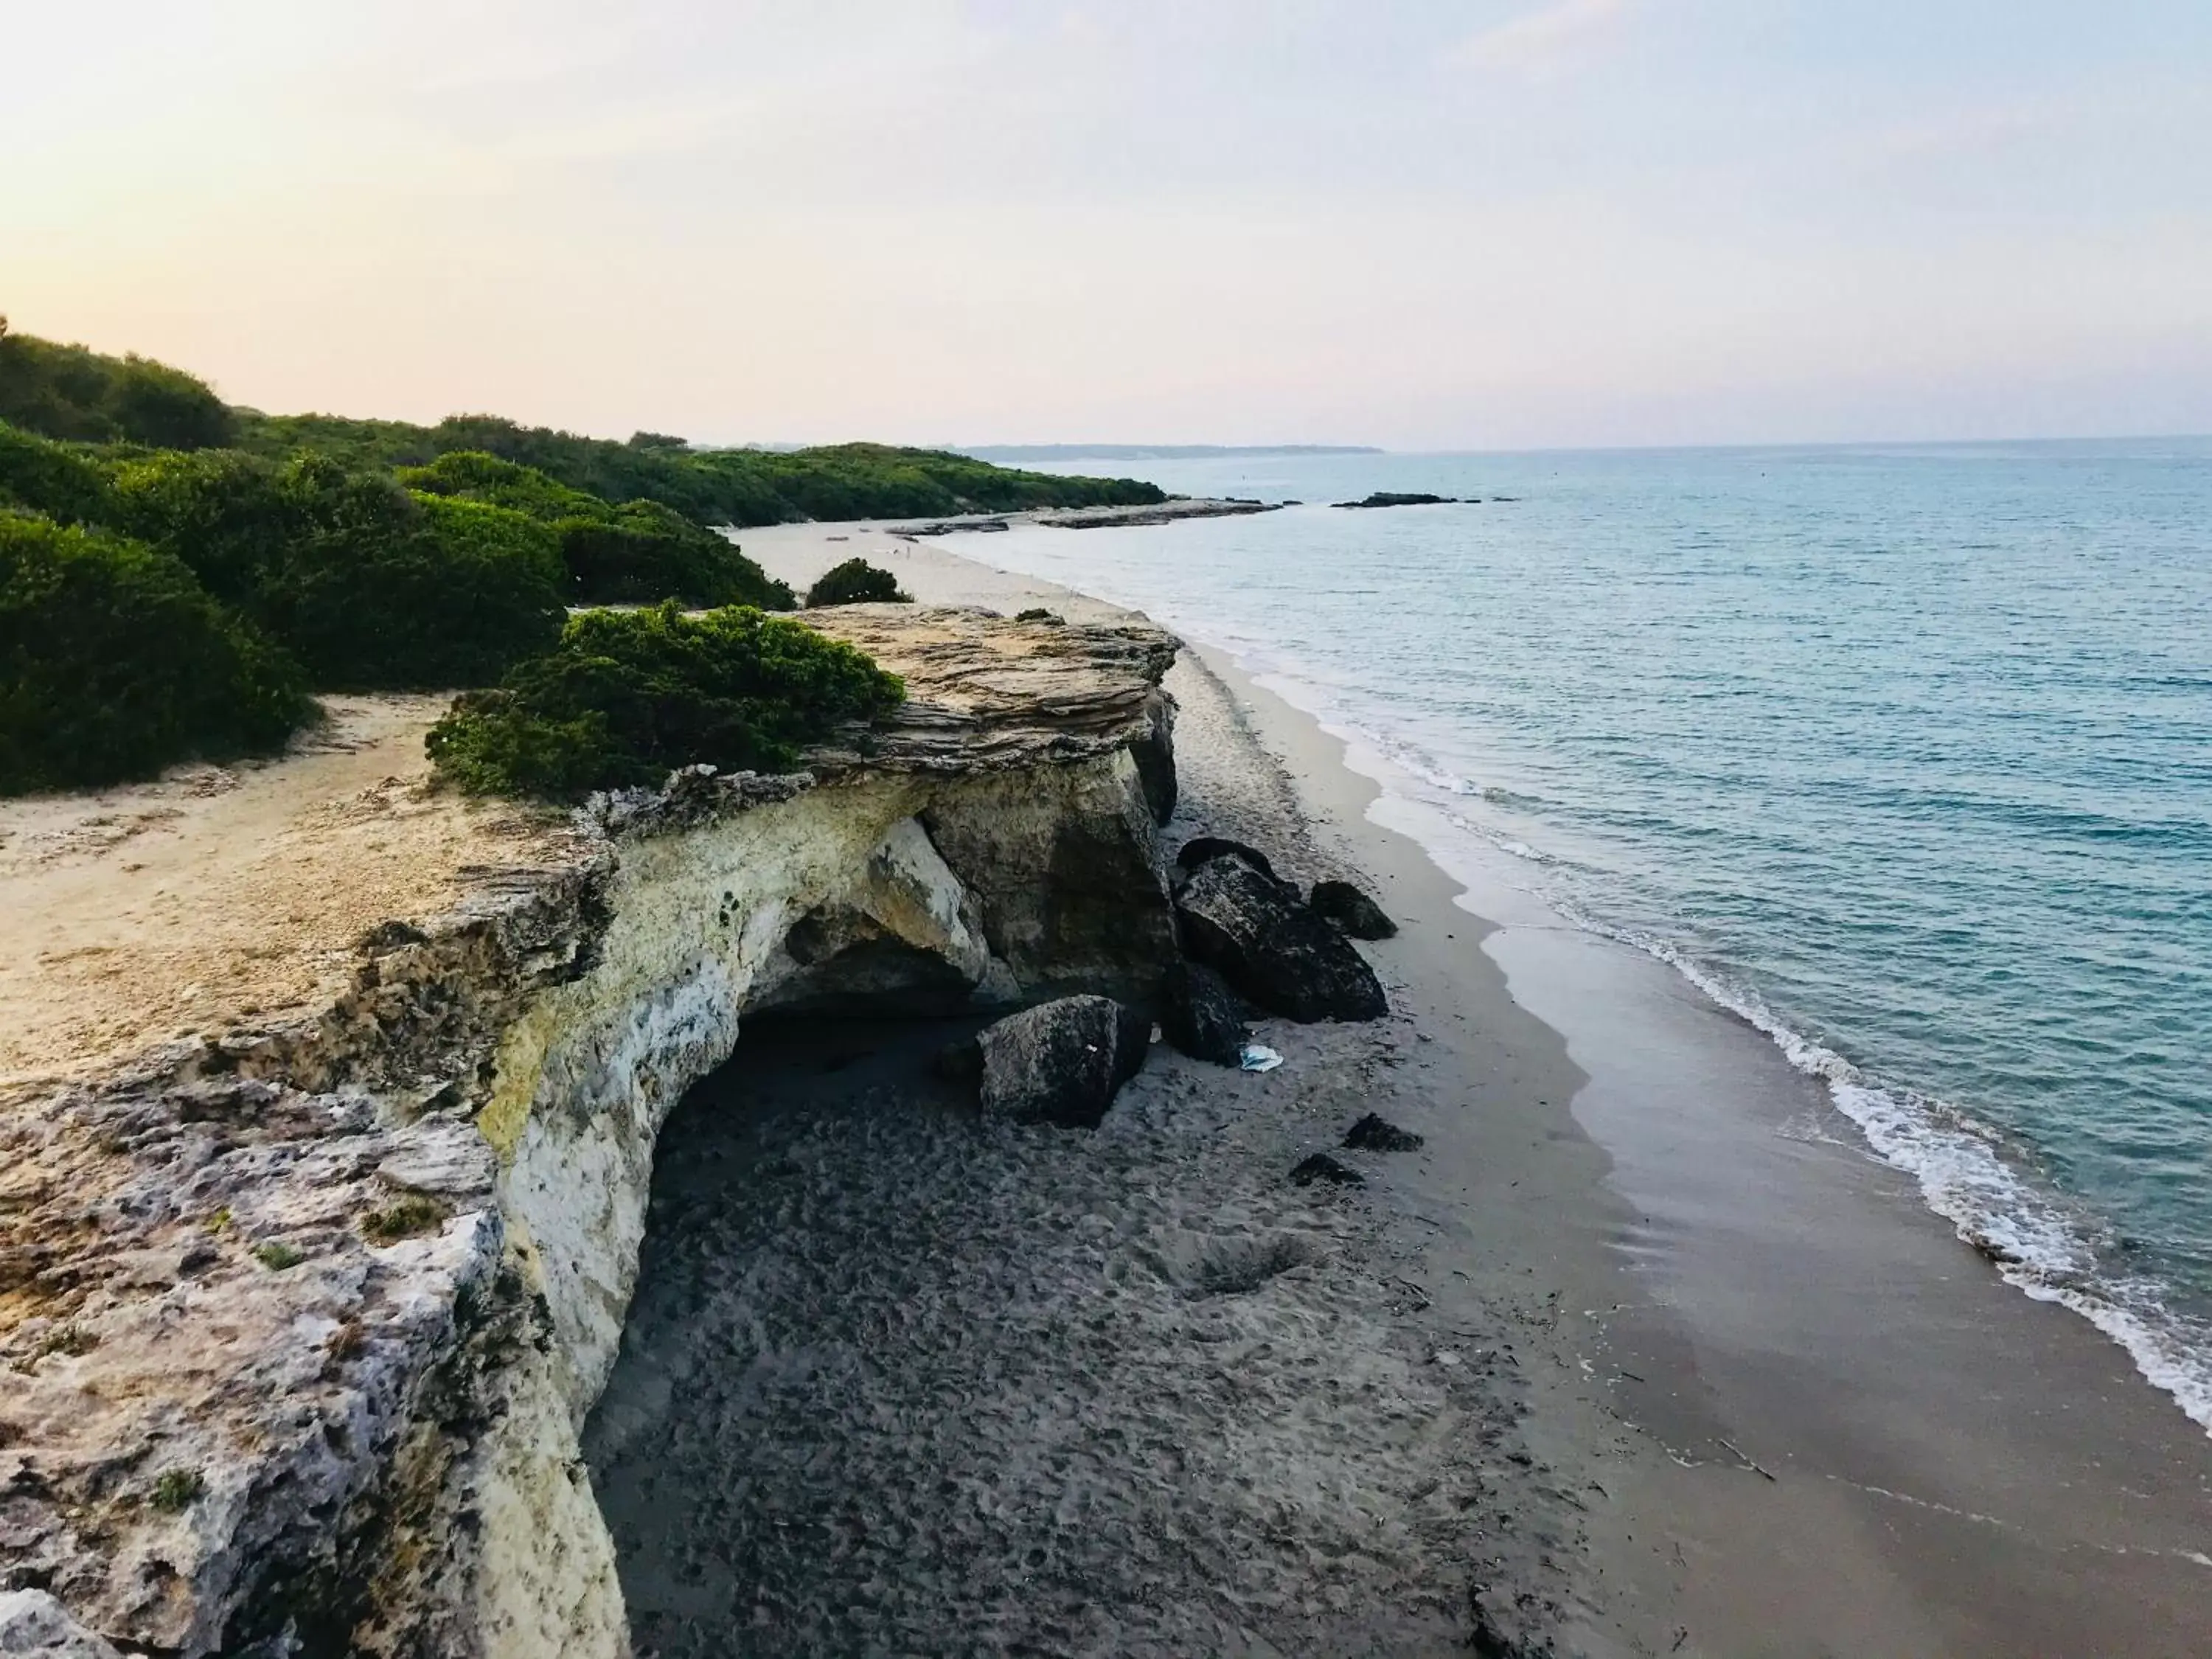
0,608,1179,1658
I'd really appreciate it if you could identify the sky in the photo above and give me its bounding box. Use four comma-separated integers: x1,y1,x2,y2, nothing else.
6,1,2211,450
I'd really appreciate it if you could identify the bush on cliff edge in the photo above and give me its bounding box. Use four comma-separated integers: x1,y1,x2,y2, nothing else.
425,601,905,798
0,514,313,794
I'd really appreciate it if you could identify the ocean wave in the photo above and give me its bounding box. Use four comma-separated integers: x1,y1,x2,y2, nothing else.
1558,904,2212,1436
1328,684,2212,1438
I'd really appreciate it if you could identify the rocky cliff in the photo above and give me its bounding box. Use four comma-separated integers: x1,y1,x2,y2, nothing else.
0,608,1180,1657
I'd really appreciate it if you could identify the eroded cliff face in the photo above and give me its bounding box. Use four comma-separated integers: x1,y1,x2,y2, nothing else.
0,609,1178,1658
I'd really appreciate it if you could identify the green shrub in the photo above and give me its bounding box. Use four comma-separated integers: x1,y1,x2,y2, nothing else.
0,327,234,450
400,449,602,520
553,501,794,608
150,1470,206,1512
105,447,295,604
426,601,905,798
362,1197,445,1242
806,557,909,607
0,514,313,794
249,463,566,690
0,422,112,524
62,450,564,692
403,451,793,608
412,492,563,581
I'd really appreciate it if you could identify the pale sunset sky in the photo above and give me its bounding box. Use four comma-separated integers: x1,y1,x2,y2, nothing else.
7,1,2209,450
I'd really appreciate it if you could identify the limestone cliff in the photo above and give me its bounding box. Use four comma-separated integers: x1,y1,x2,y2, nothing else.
0,608,1179,1657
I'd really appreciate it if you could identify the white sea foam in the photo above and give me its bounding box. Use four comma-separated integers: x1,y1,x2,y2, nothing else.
1559,894,2212,1437
1249,651,2212,1438
990,568,2212,1440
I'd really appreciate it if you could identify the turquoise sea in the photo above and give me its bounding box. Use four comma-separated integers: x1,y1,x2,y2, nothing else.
965,440,2212,1427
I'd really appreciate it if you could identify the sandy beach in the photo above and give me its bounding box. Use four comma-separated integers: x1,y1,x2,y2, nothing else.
633,518,2212,1656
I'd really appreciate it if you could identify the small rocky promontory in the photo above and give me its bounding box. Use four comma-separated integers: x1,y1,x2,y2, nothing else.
0,605,1184,1658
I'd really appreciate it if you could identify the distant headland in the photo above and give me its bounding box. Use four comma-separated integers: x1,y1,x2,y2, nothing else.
956,444,1382,463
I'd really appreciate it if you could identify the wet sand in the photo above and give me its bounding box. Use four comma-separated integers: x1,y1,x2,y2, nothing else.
593,521,2212,1655
1234,681,2212,1658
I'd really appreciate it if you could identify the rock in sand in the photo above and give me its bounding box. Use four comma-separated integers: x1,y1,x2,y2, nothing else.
1342,1113,1424,1152
1310,878,1397,939
1290,1152,1364,1186
1175,858,1388,1023
975,995,1150,1127
1158,960,1249,1065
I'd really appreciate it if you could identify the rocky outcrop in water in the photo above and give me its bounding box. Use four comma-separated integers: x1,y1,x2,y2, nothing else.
0,608,1183,1658
1330,492,1459,509
1175,858,1389,1023
1032,498,1279,529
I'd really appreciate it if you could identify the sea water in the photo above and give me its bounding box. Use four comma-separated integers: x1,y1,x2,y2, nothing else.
962,439,2212,1428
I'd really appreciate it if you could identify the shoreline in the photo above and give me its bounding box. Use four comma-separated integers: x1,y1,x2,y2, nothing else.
743,519,2212,1655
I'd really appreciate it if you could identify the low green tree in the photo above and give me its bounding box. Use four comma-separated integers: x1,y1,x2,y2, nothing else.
403,451,793,608
252,459,566,690
105,447,296,603
0,514,312,794
0,421,113,524
0,330,234,449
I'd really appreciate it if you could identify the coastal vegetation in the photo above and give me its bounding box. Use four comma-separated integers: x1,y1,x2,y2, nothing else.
399,451,794,608
0,319,234,451
425,601,905,798
0,514,312,794
232,414,1167,529
0,324,1154,796
805,557,911,607
105,448,569,691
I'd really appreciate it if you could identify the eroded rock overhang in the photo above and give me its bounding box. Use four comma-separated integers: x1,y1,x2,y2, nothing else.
0,607,1180,1658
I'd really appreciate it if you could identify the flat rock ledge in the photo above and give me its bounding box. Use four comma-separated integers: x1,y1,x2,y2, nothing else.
0,608,1182,1658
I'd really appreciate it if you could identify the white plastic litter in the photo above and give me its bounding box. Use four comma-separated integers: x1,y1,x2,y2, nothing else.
1239,1044,1284,1073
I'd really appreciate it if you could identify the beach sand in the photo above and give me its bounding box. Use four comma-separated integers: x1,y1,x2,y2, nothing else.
644,519,2212,1656
0,695,572,1098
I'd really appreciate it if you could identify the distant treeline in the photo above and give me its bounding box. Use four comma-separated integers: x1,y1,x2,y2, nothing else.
0,322,1153,796
235,416,1166,527
0,320,1165,526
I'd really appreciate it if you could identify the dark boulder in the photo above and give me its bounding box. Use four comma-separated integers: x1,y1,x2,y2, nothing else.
1290,1152,1364,1186
1173,835,1282,885
975,995,1150,1127
1175,858,1388,1023
1158,960,1249,1065
1342,1113,1424,1152
1310,878,1397,940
